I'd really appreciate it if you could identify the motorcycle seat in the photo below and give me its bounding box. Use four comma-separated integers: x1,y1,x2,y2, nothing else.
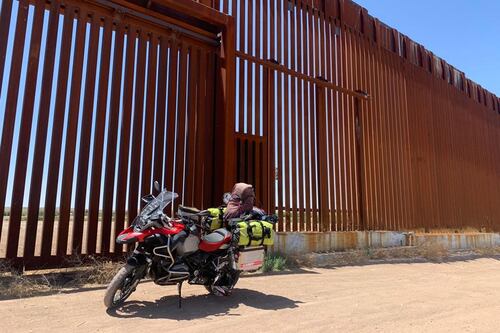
199,228,231,252
202,228,231,244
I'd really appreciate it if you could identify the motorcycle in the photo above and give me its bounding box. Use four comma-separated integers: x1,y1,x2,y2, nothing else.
104,182,247,309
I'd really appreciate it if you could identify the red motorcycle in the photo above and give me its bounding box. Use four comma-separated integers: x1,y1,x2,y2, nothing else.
104,182,263,309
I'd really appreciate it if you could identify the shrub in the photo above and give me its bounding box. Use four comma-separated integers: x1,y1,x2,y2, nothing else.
262,253,287,272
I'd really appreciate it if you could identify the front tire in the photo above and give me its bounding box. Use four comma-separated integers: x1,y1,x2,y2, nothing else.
104,264,140,308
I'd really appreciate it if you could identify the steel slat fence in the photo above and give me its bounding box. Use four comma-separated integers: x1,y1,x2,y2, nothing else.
0,0,499,270
216,0,500,232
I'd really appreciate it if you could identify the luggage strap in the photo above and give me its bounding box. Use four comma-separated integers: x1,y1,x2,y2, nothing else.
219,206,225,227
246,221,267,246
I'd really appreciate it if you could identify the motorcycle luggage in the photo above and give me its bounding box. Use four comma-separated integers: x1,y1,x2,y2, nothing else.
206,207,226,231
237,246,265,271
235,220,275,246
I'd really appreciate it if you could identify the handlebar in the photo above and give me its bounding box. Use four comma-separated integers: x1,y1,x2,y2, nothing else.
196,210,211,217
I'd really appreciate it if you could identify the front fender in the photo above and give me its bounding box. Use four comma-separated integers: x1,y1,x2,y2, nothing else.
116,227,139,244
126,252,149,280
126,252,149,267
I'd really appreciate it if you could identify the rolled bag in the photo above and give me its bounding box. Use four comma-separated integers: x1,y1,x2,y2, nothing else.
206,206,276,246
206,207,226,231
236,220,275,246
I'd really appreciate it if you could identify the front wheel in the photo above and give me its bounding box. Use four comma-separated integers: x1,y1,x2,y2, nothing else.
104,264,141,308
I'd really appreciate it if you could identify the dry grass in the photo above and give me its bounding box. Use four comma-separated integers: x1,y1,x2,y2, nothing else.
471,246,500,256
365,242,450,262
0,256,124,300
2,245,499,299
294,244,500,268
294,250,369,267
0,261,53,298
416,241,449,261
64,255,124,285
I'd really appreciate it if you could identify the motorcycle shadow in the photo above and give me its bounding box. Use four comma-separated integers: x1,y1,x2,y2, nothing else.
106,288,302,320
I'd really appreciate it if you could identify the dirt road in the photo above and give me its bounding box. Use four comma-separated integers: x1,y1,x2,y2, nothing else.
2,258,499,332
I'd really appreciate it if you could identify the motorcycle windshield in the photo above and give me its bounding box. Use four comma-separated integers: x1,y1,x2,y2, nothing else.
140,190,178,219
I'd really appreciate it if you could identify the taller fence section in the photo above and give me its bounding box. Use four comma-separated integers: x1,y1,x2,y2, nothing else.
214,0,500,232
0,0,227,268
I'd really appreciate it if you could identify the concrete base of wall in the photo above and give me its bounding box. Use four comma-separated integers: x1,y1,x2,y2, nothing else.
271,231,500,255
411,233,500,250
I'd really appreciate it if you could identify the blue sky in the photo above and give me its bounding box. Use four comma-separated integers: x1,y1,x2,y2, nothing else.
355,0,500,96
0,2,127,209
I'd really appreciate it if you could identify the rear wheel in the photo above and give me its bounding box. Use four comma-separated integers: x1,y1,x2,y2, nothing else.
104,264,141,308
205,270,240,296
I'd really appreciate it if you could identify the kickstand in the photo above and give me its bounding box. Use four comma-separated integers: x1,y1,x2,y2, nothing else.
177,282,183,309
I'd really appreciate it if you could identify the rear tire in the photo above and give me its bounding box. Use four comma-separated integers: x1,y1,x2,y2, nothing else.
104,264,140,309
205,270,240,296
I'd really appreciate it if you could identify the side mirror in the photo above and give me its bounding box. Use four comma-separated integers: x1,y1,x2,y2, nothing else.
222,192,232,205
141,194,155,203
153,180,161,192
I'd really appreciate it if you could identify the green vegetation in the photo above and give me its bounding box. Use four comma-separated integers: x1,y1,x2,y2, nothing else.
261,253,288,272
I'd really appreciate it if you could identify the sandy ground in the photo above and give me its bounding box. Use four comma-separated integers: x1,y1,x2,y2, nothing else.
1,258,499,333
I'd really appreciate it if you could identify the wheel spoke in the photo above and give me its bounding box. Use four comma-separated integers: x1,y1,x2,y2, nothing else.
112,269,137,305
